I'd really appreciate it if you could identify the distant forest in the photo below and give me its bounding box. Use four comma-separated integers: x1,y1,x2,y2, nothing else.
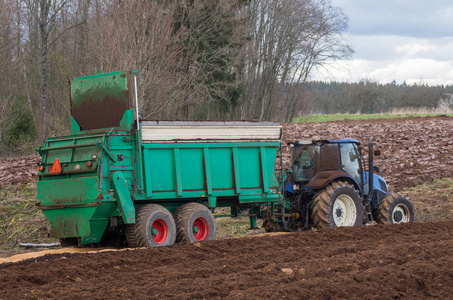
299,80,453,116
1,0,452,155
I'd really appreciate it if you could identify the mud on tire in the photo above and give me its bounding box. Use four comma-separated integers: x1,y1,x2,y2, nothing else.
126,204,176,247
173,202,216,243
312,181,365,229
376,193,416,224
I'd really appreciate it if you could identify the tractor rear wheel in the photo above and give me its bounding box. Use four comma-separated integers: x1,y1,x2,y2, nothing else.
126,204,176,247
173,202,216,243
312,181,364,229
376,194,416,224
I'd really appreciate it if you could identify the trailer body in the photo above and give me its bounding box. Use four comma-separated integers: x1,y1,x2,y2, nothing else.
37,71,281,245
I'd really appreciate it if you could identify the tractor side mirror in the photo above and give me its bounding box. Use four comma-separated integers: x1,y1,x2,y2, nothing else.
373,149,381,156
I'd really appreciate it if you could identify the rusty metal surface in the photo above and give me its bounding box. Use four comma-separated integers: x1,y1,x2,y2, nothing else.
70,71,132,130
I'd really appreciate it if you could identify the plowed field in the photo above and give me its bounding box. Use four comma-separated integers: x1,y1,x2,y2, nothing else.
1,116,453,298
282,115,453,189
1,221,453,299
2,115,452,189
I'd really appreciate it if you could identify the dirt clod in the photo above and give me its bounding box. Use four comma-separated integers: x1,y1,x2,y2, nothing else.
1,221,453,298
0,116,452,298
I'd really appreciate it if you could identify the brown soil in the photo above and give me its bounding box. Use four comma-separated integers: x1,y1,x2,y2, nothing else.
282,115,453,189
3,116,452,190
1,116,453,298
0,154,39,187
1,221,453,299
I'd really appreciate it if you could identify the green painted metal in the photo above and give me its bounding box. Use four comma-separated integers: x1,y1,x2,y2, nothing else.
70,71,131,131
111,171,135,224
38,176,99,205
80,201,117,244
249,216,257,229
119,109,135,131
37,71,283,246
42,206,98,238
37,118,281,244
138,142,280,203
71,116,80,133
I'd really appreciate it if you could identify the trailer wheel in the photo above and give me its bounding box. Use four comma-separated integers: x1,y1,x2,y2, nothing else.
312,181,364,229
126,204,176,247
376,193,416,224
173,203,216,243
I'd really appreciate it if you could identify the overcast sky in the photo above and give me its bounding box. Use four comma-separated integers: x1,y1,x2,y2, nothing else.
313,0,453,85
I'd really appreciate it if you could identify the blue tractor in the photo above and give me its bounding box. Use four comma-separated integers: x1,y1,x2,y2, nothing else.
264,138,416,231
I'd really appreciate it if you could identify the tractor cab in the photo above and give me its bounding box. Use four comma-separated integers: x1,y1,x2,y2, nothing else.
287,139,364,194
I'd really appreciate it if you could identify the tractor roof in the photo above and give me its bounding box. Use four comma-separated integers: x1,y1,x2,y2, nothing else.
292,139,360,146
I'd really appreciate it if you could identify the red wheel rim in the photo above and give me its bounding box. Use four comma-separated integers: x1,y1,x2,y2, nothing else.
193,217,209,241
151,219,168,244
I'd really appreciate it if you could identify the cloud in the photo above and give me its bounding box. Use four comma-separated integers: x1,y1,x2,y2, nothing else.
351,35,453,61
315,1,453,85
313,57,453,85
331,0,453,38
370,58,453,85
395,42,437,57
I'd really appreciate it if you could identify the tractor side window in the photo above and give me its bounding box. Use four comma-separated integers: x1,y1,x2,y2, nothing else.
293,149,314,182
340,143,362,186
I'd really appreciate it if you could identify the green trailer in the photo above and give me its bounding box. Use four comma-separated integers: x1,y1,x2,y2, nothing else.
36,71,282,247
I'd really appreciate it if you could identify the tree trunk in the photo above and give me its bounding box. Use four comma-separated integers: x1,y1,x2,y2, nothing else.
38,38,48,141
38,0,50,142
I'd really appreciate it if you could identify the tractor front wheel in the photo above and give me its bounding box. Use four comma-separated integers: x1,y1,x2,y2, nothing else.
312,181,364,229
126,204,176,247
173,202,216,243
376,194,416,224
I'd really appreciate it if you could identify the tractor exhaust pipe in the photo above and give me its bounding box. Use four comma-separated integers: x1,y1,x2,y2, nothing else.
368,137,374,201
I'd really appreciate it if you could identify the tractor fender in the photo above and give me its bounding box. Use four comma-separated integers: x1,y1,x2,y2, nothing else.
306,170,361,194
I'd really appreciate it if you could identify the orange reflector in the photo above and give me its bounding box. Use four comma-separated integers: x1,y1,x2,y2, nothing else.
38,166,44,172
49,159,62,175
86,161,92,167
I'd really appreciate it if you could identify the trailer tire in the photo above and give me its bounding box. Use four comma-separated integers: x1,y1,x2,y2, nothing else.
312,181,364,229
173,202,216,243
376,193,416,224
126,204,176,247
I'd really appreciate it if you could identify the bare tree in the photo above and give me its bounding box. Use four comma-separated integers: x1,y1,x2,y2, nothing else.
171,0,246,120
0,0,17,147
240,0,352,121
84,0,190,120
23,0,82,141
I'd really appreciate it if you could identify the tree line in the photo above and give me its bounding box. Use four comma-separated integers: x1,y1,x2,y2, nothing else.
1,0,351,154
0,0,451,156
299,80,453,116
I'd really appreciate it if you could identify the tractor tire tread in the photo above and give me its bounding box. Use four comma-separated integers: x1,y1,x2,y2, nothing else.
312,181,364,229
126,204,176,247
376,193,416,224
312,190,330,228
173,202,215,243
